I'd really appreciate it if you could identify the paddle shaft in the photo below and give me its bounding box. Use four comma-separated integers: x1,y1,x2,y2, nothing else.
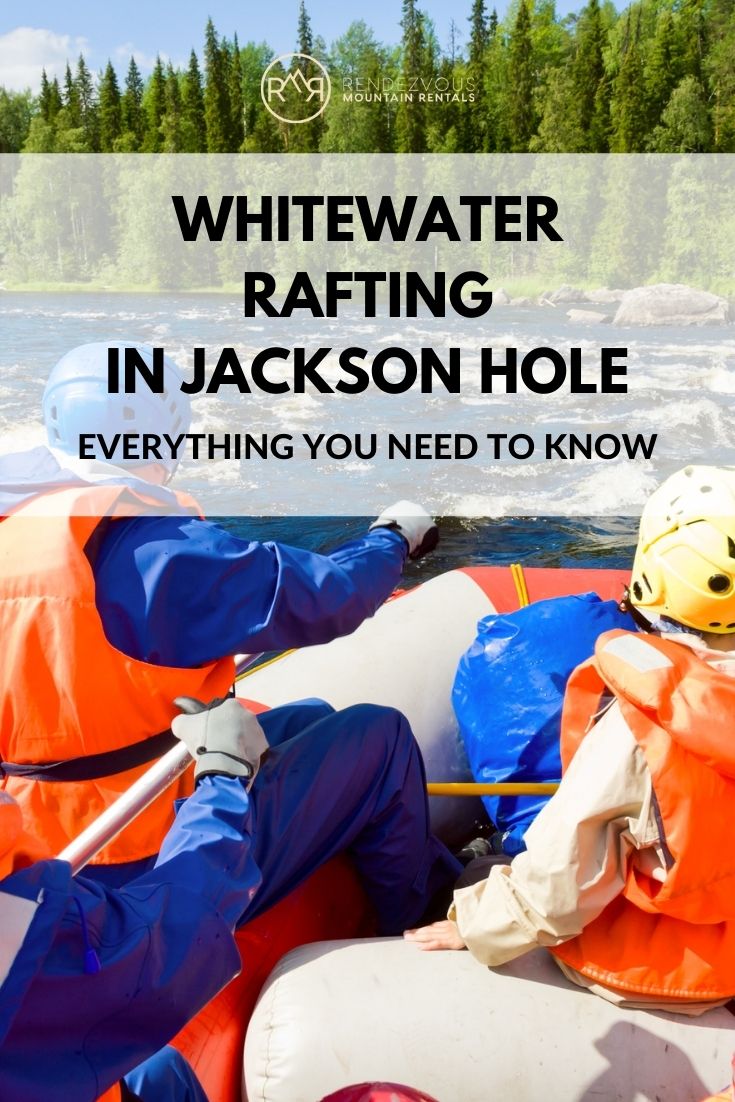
58,652,266,875
58,741,192,875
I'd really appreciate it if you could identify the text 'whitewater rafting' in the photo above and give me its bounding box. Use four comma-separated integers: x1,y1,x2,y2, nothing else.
78,431,658,463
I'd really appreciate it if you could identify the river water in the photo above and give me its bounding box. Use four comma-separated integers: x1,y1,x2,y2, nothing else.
1,290,732,573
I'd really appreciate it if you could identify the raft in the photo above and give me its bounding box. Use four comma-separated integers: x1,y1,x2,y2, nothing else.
172,566,735,1101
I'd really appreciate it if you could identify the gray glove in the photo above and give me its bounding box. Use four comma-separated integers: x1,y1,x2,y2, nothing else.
369,500,439,560
172,696,269,788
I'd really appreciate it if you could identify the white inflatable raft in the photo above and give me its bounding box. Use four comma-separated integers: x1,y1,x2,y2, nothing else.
237,566,735,1102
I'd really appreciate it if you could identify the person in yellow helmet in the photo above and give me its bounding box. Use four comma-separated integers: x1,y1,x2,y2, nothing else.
407,465,735,1014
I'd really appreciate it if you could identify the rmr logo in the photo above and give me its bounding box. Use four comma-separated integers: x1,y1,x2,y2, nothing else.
261,53,331,124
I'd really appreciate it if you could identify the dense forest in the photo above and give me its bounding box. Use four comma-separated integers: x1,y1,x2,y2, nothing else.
0,0,733,155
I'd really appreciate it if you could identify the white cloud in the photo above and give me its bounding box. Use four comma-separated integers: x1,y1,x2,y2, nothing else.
0,27,90,92
113,42,172,73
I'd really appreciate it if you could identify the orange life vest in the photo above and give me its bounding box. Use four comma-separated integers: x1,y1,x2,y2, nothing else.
551,629,735,1000
0,484,235,864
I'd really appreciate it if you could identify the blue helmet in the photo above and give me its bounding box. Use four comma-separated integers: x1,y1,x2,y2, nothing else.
42,342,191,475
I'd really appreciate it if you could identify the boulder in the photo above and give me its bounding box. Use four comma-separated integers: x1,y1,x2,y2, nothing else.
566,308,610,324
493,287,511,305
540,284,588,306
510,296,532,307
586,288,626,304
613,283,730,327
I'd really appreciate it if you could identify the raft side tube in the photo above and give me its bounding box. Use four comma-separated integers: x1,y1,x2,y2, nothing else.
244,938,735,1102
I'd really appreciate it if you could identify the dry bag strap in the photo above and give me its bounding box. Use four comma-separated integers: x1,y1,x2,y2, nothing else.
0,728,178,783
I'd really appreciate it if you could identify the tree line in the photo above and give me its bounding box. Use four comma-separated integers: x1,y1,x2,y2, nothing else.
0,0,732,155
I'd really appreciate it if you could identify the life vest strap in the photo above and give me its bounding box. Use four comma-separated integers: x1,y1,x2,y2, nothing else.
0,728,178,783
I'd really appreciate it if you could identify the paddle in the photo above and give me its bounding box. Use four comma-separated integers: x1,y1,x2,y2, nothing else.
58,652,266,875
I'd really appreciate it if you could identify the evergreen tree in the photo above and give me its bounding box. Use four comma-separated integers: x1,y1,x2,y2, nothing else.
228,33,245,150
74,54,98,149
297,0,314,60
468,0,487,68
610,11,647,151
37,72,63,124
507,0,536,151
240,42,284,151
466,0,488,150
98,61,122,152
396,0,427,152
161,62,184,151
284,4,326,152
531,67,586,150
203,17,231,152
483,14,508,150
39,70,52,122
573,0,605,144
63,62,81,128
121,56,144,148
182,49,207,151
645,10,678,131
142,55,166,151
703,1,735,150
678,0,706,82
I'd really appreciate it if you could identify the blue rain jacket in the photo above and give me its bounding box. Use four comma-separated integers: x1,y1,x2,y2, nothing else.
0,445,407,668
0,775,258,1102
453,593,634,855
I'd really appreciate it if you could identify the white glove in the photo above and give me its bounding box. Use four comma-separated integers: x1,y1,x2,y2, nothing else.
172,696,269,788
369,500,439,560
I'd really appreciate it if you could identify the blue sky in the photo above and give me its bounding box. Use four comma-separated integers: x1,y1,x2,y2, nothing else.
0,0,584,91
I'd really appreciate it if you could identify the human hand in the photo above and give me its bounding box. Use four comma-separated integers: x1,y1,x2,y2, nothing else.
403,919,467,951
370,500,439,560
172,696,268,787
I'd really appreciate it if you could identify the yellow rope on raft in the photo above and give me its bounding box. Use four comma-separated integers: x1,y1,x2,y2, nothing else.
427,782,559,797
235,650,295,682
510,562,530,608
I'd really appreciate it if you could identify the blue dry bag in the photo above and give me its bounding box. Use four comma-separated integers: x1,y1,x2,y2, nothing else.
452,593,633,855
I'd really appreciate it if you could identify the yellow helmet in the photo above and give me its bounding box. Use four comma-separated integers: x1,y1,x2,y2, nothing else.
630,465,735,633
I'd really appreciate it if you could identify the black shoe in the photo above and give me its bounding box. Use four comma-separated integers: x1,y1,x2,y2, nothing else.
455,837,492,866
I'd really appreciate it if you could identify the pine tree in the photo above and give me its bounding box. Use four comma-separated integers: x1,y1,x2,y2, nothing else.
121,56,144,148
610,12,646,151
396,0,427,152
228,33,245,150
645,10,678,132
240,42,284,151
297,0,314,61
48,77,63,122
142,55,166,151
63,62,80,128
160,62,184,151
98,61,122,152
573,0,605,142
466,0,488,150
203,17,231,152
183,49,206,151
39,70,52,121
75,54,98,150
704,6,735,150
507,0,536,151
286,4,325,152
678,0,706,83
